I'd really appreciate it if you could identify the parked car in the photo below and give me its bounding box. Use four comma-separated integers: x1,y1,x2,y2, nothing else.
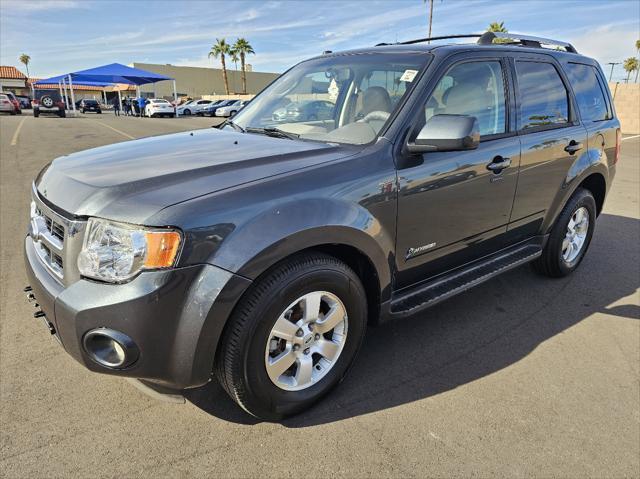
24,32,620,420
32,89,65,117
177,99,213,116
15,94,32,109
201,100,227,117
215,100,247,117
0,93,15,114
145,98,176,118
287,100,334,122
4,92,22,114
76,99,102,114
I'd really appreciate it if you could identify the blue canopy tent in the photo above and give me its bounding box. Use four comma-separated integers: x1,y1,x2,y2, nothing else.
68,63,176,114
33,63,176,114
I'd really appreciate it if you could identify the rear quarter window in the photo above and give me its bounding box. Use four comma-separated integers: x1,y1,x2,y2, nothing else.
516,61,569,130
564,63,610,122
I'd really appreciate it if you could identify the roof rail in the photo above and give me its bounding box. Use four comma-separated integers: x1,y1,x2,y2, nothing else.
376,34,482,47
477,32,578,53
376,32,578,54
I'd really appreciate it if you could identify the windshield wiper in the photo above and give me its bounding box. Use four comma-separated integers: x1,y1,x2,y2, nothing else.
246,126,299,140
222,120,245,133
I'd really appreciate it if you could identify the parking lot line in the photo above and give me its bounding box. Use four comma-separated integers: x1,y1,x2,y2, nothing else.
95,121,136,140
10,116,27,146
622,134,639,141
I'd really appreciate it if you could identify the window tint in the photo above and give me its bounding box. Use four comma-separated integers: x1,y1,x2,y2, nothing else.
565,63,609,121
516,62,569,129
425,61,506,136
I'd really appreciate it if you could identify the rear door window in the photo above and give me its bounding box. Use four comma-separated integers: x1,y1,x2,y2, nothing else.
564,63,610,122
515,61,569,130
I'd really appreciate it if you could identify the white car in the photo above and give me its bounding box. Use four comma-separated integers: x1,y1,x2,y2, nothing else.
0,94,15,114
215,100,244,117
146,98,175,118
177,99,213,116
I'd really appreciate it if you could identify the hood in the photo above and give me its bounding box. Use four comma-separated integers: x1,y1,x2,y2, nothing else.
36,128,352,224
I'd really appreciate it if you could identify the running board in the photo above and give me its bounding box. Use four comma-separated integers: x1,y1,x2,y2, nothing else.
390,241,543,318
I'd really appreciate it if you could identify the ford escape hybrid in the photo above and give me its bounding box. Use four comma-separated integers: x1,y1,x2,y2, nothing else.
24,33,620,420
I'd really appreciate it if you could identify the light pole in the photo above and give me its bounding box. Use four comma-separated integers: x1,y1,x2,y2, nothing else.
607,62,621,82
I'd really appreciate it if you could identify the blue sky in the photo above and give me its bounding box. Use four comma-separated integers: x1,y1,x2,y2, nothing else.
1,0,638,81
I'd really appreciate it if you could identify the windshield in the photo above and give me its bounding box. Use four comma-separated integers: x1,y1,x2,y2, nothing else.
231,52,429,145
151,99,169,103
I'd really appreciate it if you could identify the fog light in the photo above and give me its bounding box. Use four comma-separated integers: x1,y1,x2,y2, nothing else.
83,329,139,369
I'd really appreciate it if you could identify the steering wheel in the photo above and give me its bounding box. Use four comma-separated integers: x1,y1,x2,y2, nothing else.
359,110,390,123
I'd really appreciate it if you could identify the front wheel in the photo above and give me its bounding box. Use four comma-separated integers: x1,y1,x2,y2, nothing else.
532,187,596,277
216,252,367,420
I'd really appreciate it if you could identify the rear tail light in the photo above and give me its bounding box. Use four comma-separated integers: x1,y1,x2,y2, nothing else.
614,128,621,165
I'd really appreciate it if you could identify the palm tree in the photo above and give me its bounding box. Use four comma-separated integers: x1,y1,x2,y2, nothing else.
487,21,509,43
209,38,231,95
19,53,31,78
230,47,240,94
635,39,639,83
422,0,444,43
232,38,255,94
623,57,638,83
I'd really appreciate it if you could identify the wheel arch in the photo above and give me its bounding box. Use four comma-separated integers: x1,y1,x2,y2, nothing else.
578,172,606,216
542,164,609,233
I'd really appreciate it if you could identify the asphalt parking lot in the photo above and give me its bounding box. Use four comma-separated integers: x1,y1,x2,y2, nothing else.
0,113,638,478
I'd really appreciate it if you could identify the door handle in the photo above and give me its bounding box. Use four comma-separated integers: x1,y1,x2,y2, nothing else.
564,140,583,155
487,156,511,173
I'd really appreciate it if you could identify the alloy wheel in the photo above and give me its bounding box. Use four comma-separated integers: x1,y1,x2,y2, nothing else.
562,206,589,263
264,291,348,391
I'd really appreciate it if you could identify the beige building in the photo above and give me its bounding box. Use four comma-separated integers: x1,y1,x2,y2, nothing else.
132,62,279,99
609,82,640,134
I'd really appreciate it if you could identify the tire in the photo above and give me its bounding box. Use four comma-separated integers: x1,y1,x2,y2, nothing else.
40,95,54,109
183,109,191,116
216,252,367,420
532,187,596,278
33,109,39,117
10,109,16,116
58,110,66,118
97,111,102,114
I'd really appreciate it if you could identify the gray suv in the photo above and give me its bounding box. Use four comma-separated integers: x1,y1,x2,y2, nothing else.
24,33,620,420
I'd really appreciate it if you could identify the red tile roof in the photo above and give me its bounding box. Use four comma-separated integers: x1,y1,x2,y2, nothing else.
0,66,27,79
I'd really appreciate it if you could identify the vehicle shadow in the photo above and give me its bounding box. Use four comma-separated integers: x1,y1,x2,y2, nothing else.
185,214,639,426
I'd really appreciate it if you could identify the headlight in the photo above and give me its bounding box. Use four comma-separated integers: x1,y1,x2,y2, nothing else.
77,218,182,283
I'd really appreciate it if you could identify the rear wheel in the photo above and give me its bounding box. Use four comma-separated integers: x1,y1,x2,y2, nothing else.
183,109,191,116
532,188,596,277
216,252,367,420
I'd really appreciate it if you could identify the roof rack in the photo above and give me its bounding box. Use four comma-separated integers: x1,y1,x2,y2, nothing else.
376,32,578,54
376,34,481,47
477,32,578,53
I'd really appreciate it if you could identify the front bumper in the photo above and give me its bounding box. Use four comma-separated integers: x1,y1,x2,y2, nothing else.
24,236,251,390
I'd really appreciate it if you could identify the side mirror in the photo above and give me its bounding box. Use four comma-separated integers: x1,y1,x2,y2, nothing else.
407,114,480,153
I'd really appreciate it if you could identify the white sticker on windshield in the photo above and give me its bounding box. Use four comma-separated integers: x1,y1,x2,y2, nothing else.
328,78,339,101
400,69,418,82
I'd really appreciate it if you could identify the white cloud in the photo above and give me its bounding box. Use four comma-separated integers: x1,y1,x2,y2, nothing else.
567,22,639,76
